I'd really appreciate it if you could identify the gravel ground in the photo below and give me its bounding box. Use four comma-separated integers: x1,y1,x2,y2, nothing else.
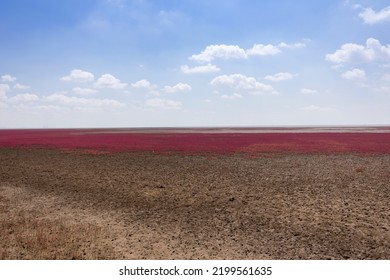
1,148,389,259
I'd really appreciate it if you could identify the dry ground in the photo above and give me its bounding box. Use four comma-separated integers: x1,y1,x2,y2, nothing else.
0,148,389,259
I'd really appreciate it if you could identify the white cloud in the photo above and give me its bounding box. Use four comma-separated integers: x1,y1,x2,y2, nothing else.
190,42,306,63
181,64,220,74
131,79,157,90
1,74,16,83
45,93,124,108
61,69,95,83
0,91,7,102
131,80,191,95
247,42,305,56
14,83,30,90
341,68,366,80
72,87,98,95
300,88,318,94
221,93,243,99
145,98,182,109
246,44,281,56
94,74,127,89
163,82,192,93
359,6,390,24
8,93,39,103
0,84,10,101
344,0,362,10
148,90,161,96
211,74,275,94
190,44,247,63
264,72,295,81
0,84,10,92
325,38,390,65
278,42,306,49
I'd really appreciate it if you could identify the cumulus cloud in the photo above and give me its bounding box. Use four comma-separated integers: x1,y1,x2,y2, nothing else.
359,6,390,24
247,42,305,56
61,69,94,83
341,68,366,80
221,93,243,100
190,42,306,63
14,83,30,90
131,79,157,90
8,93,39,103
325,38,390,65
163,82,192,93
45,93,124,108
72,87,98,95
1,74,16,83
190,44,247,63
145,98,182,109
94,74,127,89
264,72,295,81
181,64,220,74
211,74,275,94
246,44,281,56
278,42,306,49
300,88,318,94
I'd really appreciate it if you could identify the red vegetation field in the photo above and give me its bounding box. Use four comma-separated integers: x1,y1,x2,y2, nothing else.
0,128,390,154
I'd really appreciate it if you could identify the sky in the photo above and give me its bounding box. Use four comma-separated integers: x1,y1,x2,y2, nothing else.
1,0,390,128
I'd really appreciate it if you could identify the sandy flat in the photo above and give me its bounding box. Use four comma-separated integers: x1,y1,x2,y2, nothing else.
68,126,390,134
1,148,389,259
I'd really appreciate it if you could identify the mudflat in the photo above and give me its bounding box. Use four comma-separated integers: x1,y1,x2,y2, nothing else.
1,148,389,259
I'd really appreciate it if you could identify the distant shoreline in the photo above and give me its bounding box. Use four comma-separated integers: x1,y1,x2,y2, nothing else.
1,126,390,134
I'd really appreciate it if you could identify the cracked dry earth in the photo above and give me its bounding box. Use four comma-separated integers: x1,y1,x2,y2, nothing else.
0,148,389,259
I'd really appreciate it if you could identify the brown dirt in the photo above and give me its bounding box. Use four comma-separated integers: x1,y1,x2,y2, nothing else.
0,148,389,259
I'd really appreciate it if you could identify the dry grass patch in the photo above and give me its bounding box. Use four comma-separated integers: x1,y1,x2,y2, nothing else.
0,213,114,259
0,184,115,260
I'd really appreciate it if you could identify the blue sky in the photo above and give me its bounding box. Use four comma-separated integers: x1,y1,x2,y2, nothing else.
1,0,390,128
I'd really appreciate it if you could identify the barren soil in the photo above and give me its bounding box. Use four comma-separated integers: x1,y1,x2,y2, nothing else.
1,148,390,259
